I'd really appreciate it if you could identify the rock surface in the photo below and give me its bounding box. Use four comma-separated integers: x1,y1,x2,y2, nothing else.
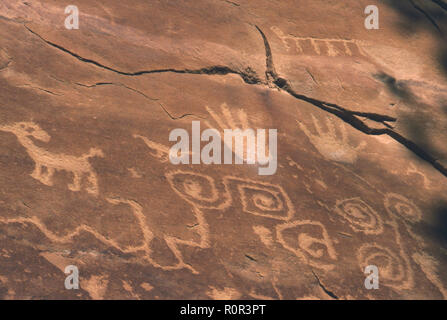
0,0,446,299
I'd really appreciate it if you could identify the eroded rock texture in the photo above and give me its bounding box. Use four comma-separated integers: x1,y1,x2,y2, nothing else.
0,0,446,299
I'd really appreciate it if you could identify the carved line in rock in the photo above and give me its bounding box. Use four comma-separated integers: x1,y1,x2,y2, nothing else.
271,26,367,57
0,121,103,196
0,197,207,274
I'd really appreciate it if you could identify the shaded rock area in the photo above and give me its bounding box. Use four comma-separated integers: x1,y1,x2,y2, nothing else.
0,0,446,299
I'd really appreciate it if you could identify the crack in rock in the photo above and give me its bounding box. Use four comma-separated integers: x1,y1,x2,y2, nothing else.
312,270,339,300
76,82,198,120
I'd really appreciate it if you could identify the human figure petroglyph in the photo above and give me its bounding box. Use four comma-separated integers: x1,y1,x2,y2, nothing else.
334,198,384,235
276,220,337,272
297,115,366,164
357,243,414,290
0,122,103,195
271,26,367,57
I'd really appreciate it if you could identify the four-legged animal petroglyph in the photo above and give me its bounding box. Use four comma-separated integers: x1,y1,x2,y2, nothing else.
0,122,103,195
271,26,367,57
298,115,366,164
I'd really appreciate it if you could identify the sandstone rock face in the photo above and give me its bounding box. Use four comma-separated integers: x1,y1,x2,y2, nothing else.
0,0,446,300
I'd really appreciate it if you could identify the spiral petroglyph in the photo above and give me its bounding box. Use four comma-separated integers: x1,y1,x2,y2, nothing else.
384,193,422,223
165,170,230,210
225,177,295,221
358,244,413,290
334,198,383,235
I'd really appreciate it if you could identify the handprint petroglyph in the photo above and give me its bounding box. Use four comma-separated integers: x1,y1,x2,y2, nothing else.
297,115,366,164
204,103,259,164
0,122,103,195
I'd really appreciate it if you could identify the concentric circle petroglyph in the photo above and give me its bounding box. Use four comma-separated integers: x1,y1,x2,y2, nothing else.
165,170,230,209
384,193,422,223
225,177,295,221
334,198,383,235
358,244,413,290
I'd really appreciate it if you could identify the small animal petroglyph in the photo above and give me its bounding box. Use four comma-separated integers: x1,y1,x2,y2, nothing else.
297,115,366,164
334,198,383,235
134,134,171,163
0,122,103,195
276,220,337,272
134,133,194,163
271,26,367,57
